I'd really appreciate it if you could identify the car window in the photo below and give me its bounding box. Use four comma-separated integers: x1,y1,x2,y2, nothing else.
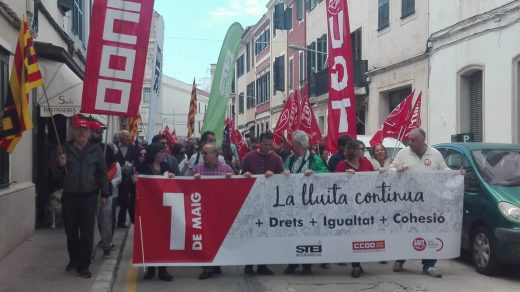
472,149,520,186
444,149,468,170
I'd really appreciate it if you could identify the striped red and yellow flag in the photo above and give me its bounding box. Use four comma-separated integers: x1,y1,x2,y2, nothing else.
126,114,141,144
0,17,43,153
187,78,197,138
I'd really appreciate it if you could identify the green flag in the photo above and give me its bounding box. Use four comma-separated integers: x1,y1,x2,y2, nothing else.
202,22,244,146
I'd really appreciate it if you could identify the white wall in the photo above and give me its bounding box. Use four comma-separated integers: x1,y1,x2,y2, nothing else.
429,0,515,33
429,19,520,144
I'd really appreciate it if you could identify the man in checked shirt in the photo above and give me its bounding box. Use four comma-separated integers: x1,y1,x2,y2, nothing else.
192,143,233,280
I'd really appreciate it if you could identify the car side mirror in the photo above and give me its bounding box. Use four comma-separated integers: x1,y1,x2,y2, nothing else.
464,170,480,193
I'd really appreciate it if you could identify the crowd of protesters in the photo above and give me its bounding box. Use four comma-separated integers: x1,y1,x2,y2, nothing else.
53,114,461,281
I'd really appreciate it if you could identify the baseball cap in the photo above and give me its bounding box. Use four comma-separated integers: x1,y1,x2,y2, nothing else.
72,115,90,128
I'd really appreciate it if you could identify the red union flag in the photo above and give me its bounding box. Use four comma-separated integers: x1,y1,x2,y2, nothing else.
369,90,415,148
326,0,356,152
401,92,422,144
81,0,155,116
273,92,295,144
299,90,322,146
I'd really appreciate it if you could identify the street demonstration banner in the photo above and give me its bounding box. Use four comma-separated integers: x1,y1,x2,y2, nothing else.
134,172,463,266
81,0,155,116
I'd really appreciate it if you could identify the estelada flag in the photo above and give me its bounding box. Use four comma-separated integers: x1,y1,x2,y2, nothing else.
0,17,43,153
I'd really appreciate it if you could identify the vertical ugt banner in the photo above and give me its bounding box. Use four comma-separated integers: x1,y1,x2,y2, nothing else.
201,23,244,146
147,15,165,143
81,0,155,116
326,0,357,152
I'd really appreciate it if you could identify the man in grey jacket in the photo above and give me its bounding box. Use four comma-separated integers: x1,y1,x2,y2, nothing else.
55,116,110,278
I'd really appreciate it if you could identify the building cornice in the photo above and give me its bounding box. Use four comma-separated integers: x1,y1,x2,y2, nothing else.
366,53,427,77
429,1,520,53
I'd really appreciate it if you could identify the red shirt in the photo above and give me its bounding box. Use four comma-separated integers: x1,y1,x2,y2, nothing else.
335,157,375,172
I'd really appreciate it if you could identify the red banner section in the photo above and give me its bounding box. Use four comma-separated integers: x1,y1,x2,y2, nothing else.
326,0,356,152
81,0,155,116
134,177,255,264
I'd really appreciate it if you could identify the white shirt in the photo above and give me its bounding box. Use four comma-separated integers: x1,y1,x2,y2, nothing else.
389,145,449,172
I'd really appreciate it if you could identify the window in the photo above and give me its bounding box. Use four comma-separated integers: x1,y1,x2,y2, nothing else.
246,44,250,72
316,34,327,71
0,49,10,187
239,93,244,114
236,54,245,77
247,82,255,109
351,28,362,61
255,29,270,55
297,0,303,21
72,0,84,42
388,87,412,113
198,102,201,113
299,52,304,88
266,121,269,132
378,0,390,31
143,87,151,103
256,73,271,104
459,69,483,142
307,42,316,74
401,0,415,19
289,58,294,91
307,0,318,12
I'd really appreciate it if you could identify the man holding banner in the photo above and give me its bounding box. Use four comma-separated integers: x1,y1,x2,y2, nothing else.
241,131,284,275
389,128,464,278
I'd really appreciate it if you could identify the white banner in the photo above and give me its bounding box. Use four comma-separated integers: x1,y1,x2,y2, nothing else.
135,171,464,266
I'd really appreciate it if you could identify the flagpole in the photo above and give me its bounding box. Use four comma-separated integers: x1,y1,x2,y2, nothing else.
41,84,67,174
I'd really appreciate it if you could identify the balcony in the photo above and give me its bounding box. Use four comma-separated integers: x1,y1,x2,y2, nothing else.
309,59,368,97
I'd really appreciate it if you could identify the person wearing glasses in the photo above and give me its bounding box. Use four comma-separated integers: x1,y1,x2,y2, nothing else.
335,140,374,278
186,131,225,175
191,143,234,280
132,143,175,281
151,134,180,176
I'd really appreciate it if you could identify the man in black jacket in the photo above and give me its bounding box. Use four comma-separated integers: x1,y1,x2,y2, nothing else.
55,116,109,278
113,130,136,227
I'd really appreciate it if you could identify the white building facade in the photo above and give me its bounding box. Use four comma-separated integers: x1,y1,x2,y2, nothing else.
161,75,209,139
428,0,520,144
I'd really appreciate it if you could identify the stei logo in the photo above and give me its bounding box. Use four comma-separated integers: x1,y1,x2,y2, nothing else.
352,240,385,251
296,244,322,257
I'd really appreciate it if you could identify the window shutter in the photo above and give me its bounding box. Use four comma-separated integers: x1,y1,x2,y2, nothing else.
274,4,285,29
284,7,293,30
469,71,483,142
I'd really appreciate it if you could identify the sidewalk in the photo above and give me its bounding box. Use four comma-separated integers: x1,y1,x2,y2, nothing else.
0,225,129,292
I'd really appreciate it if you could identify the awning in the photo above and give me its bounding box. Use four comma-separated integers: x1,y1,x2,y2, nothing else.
38,58,83,117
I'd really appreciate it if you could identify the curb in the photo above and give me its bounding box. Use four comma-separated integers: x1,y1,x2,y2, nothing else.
90,227,130,292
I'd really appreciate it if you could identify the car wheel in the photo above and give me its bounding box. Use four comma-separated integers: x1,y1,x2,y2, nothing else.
471,226,501,275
